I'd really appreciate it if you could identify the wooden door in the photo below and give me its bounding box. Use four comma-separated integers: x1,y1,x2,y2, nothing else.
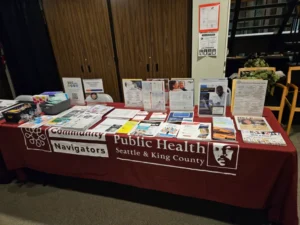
43,0,86,77
110,0,152,79
77,0,120,101
150,0,191,78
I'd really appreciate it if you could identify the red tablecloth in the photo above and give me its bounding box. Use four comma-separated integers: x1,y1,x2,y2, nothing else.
0,104,298,225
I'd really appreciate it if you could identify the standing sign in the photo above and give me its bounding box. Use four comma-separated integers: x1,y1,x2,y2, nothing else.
62,77,85,105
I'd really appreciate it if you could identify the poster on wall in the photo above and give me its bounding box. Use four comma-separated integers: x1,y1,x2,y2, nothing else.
199,3,220,33
198,32,218,57
122,79,143,107
62,77,85,105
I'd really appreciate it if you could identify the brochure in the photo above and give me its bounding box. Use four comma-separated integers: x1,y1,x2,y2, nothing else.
167,111,194,123
106,109,140,119
149,112,168,121
156,123,181,138
235,116,272,131
177,122,211,141
212,117,236,141
87,105,114,115
129,121,162,137
241,130,286,146
93,118,128,133
123,79,143,107
142,81,165,111
198,78,228,116
169,79,194,111
117,121,139,134
62,77,85,105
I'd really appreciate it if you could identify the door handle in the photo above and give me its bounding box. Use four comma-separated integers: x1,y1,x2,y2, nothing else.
146,64,150,72
156,64,158,72
88,65,91,73
81,65,84,73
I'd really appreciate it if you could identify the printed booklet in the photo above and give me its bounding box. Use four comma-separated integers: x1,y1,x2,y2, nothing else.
156,123,181,138
212,117,236,141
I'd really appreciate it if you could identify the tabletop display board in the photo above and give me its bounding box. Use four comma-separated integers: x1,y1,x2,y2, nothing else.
82,79,104,98
169,79,194,111
142,81,165,111
62,77,85,105
122,79,143,107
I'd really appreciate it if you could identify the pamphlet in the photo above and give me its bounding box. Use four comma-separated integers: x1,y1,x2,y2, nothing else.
123,79,143,107
198,78,228,116
117,121,139,134
83,79,104,94
87,105,114,115
156,123,181,138
147,78,169,105
149,112,168,121
106,109,140,119
177,122,211,141
93,118,128,133
241,130,286,146
212,117,236,141
235,116,272,131
169,79,194,111
167,111,194,123
142,81,165,111
129,121,162,137
232,79,267,116
62,77,85,105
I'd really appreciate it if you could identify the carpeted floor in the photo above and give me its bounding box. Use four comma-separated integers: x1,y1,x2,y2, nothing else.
0,128,299,225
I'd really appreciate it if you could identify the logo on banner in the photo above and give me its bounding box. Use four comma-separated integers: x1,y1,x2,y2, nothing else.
21,128,51,152
207,143,239,169
48,127,106,141
51,140,108,158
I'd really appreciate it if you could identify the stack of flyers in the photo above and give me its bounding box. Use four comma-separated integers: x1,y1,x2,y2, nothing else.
156,123,181,138
132,111,149,121
234,116,272,131
117,121,139,134
177,122,211,141
241,130,286,146
212,117,236,141
149,112,168,121
167,111,193,123
129,121,162,137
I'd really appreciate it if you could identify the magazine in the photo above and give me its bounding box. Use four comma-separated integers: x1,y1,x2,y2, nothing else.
167,111,194,123
93,118,128,133
129,121,162,137
212,117,236,141
177,122,211,141
156,123,181,138
198,78,228,116
241,130,286,146
117,121,139,134
235,116,272,131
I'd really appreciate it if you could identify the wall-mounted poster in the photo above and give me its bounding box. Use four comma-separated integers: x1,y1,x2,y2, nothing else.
122,79,143,107
199,3,220,33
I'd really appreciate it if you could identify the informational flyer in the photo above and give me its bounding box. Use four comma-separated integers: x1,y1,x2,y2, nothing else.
199,3,220,32
147,78,169,105
232,80,268,116
122,79,143,107
83,79,104,94
62,77,85,105
198,32,218,57
142,81,165,111
235,116,272,132
198,78,228,116
169,79,194,111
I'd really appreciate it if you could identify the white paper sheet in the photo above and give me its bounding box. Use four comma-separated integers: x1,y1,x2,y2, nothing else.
62,77,85,105
198,32,218,57
232,80,268,116
169,79,194,111
142,81,165,111
106,109,140,119
199,4,220,31
83,79,104,93
123,79,143,107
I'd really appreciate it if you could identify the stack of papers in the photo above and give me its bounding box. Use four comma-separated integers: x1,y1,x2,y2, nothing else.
87,105,114,115
129,121,162,137
106,109,140,119
117,121,139,134
60,113,102,131
167,111,194,123
241,131,286,146
156,123,181,138
212,117,236,141
234,116,272,131
92,118,128,133
132,111,149,121
149,112,168,121
177,122,211,141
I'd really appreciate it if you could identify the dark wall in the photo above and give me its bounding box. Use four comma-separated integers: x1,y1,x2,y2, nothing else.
0,0,62,96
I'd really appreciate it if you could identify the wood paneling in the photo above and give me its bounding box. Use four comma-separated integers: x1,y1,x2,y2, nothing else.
110,0,151,79
150,0,191,78
43,0,120,101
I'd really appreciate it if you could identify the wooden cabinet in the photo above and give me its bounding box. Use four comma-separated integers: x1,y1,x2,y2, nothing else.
111,0,191,79
43,0,121,101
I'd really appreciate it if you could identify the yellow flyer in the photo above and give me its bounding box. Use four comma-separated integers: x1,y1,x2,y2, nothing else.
117,121,139,134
